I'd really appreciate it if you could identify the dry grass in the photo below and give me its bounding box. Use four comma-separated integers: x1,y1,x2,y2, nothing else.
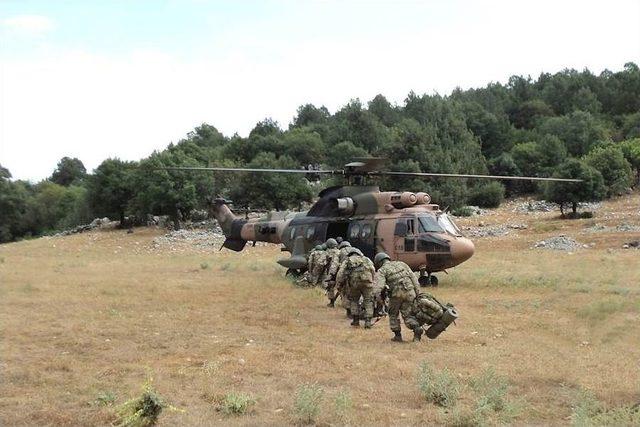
1,193,640,426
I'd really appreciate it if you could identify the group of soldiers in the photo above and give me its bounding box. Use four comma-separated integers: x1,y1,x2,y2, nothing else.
300,237,456,342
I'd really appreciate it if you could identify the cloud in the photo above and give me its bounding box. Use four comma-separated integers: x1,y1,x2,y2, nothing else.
2,15,55,36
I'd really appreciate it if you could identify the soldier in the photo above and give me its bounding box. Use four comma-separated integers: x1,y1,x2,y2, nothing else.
297,245,322,287
323,238,341,306
374,252,422,342
336,247,375,328
338,240,352,262
336,241,353,314
308,244,328,287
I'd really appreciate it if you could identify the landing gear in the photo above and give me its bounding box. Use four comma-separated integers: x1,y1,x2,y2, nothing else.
419,271,439,287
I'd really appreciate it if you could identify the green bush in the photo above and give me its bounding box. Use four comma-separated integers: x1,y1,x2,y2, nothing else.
293,383,324,424
451,206,474,217
417,362,460,407
221,392,255,415
333,389,352,420
467,182,505,208
115,379,181,427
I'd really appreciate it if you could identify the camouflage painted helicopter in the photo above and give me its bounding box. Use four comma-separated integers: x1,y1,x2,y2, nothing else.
166,159,580,286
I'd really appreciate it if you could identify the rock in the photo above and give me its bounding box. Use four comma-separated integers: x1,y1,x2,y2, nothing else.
508,223,528,230
533,236,584,251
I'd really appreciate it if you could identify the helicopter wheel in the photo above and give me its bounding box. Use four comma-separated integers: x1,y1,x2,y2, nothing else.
429,275,439,287
419,275,430,287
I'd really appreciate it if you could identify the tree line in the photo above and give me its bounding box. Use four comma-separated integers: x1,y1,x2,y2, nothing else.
2,63,640,242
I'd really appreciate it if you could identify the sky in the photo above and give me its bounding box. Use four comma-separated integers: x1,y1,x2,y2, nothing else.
1,0,639,181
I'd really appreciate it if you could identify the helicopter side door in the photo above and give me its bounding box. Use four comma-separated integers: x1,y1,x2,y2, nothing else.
347,219,377,259
393,216,417,254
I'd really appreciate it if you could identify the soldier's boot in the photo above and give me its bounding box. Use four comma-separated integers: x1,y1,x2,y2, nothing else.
391,330,403,342
364,318,372,329
345,308,351,319
413,327,423,342
327,296,336,308
351,315,360,327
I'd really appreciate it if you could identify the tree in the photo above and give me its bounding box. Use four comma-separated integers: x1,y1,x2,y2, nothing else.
488,153,522,195
584,144,633,196
0,165,29,242
619,138,640,184
544,159,605,216
281,128,326,166
508,99,554,129
228,153,313,211
368,94,400,127
292,104,330,128
326,141,368,168
249,118,282,138
538,111,610,156
50,157,87,186
88,158,136,224
133,151,204,228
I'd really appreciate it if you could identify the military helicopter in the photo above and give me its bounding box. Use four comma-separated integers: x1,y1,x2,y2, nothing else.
165,158,580,286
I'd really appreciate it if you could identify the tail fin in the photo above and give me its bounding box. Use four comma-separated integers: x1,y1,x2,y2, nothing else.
208,198,237,235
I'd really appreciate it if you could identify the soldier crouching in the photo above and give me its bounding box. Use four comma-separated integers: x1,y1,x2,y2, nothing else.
374,252,422,342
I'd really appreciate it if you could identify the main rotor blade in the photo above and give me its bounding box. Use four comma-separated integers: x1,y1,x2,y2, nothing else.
158,166,341,174
372,171,582,182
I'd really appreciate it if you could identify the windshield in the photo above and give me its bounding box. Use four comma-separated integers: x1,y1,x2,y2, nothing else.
418,215,444,233
438,214,462,236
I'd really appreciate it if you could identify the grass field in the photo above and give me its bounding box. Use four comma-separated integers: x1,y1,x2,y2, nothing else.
1,195,640,426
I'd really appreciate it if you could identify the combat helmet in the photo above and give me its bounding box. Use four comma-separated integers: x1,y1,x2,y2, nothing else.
347,247,363,257
336,236,343,244
326,238,338,249
314,245,323,251
338,241,351,249
374,252,391,268
320,243,327,250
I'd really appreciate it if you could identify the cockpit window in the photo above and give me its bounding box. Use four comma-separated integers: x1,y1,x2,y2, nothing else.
418,215,444,233
438,214,462,236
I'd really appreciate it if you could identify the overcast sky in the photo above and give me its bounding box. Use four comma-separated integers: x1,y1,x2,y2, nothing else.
1,0,639,181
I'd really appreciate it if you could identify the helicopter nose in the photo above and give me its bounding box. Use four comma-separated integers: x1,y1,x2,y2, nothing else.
450,237,475,265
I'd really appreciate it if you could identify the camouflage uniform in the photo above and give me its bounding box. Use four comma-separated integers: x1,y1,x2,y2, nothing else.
376,260,421,338
336,242,353,311
309,249,328,287
323,247,341,299
336,252,375,327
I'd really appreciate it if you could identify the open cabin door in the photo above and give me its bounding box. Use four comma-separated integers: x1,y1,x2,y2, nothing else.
393,216,417,254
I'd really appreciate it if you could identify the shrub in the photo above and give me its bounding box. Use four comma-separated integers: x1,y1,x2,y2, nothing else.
293,383,324,424
470,368,509,412
417,362,460,407
467,182,505,208
200,262,209,270
333,389,352,420
452,206,474,217
221,392,255,415
116,379,181,427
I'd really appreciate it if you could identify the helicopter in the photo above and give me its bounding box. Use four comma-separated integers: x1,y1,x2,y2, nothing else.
165,158,580,286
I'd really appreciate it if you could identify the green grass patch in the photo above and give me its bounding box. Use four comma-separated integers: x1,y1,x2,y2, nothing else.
576,298,627,322
532,222,561,233
570,388,640,426
93,390,117,406
333,389,352,421
417,362,460,408
293,383,324,424
200,262,209,270
220,392,255,415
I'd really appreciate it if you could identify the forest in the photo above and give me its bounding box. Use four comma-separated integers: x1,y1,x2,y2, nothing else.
1,63,640,243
